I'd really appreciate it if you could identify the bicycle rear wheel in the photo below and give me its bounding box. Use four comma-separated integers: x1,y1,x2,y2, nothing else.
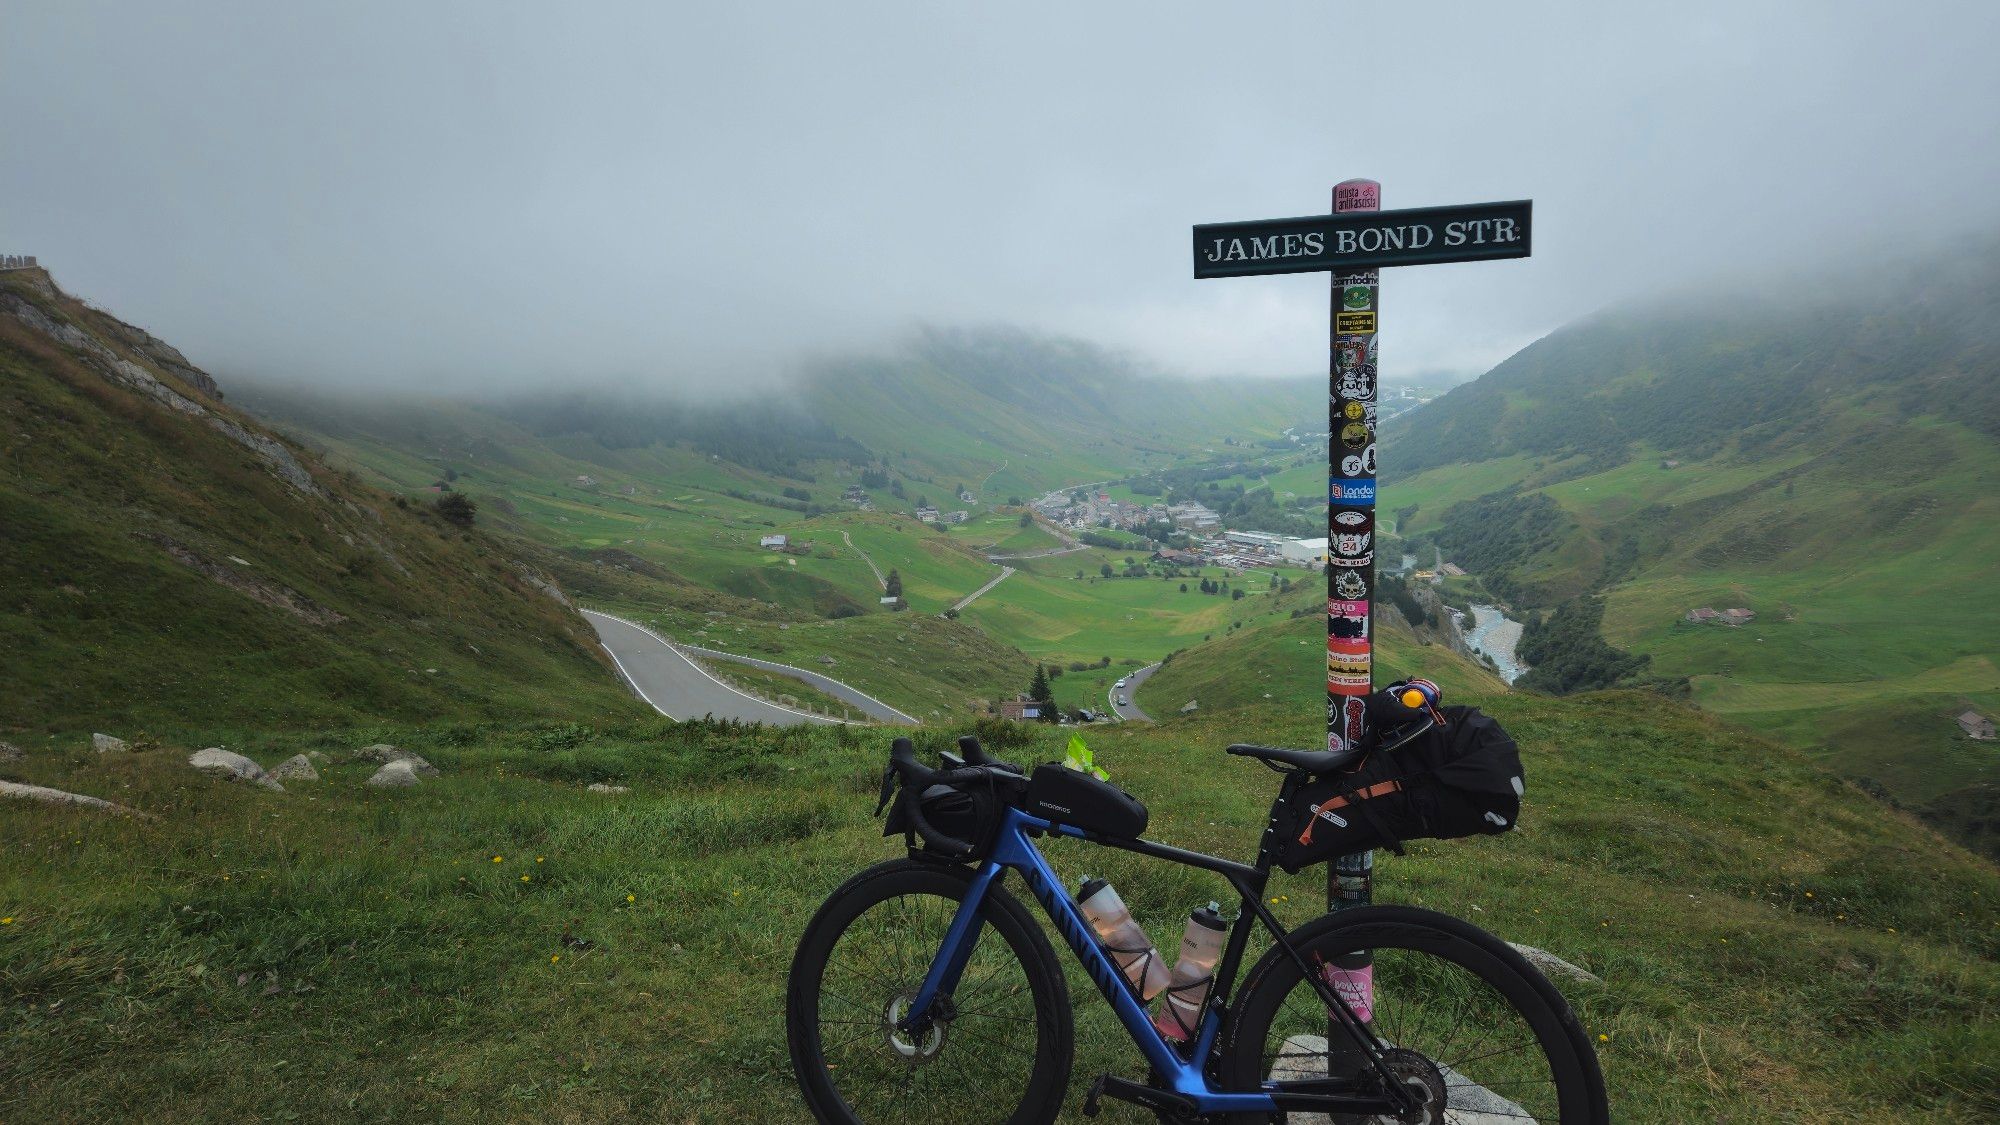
786,859,1073,1124
1222,904,1606,1124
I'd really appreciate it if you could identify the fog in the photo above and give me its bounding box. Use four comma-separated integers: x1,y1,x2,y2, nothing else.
5,1,1997,396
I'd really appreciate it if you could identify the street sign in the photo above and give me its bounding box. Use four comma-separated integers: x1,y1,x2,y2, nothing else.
1192,199,1531,279
1189,180,1534,955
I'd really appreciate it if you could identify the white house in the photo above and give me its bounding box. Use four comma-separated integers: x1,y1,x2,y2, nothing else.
759,534,788,549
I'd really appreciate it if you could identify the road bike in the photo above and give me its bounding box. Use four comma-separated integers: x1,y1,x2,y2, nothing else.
786,704,1608,1123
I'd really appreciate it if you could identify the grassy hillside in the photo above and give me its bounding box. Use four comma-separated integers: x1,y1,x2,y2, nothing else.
1379,242,2000,856
0,269,641,736
1138,584,1507,719
2,694,1993,1120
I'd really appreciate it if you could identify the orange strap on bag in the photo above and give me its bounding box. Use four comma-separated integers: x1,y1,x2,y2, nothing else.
1296,779,1405,846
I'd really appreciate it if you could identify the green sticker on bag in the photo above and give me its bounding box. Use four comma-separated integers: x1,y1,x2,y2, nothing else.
1064,734,1109,781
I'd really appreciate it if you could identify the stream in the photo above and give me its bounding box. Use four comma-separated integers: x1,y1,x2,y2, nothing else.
1464,603,1529,685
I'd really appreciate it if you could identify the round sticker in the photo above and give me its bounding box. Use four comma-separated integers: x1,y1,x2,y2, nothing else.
1343,401,1365,421
1340,421,1370,449
1342,285,1372,310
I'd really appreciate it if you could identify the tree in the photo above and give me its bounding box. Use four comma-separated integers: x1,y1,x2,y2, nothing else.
1180,583,1189,593
1232,587,1246,601
1100,563,1114,578
1019,512,1034,527
1028,665,1058,723
435,493,477,527
884,569,903,598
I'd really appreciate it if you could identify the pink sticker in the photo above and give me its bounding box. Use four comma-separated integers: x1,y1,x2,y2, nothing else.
1334,180,1381,213
1323,962,1374,1023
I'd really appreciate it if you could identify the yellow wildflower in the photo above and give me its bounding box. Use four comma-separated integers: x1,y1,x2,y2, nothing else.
520,875,532,883
492,855,504,863
626,895,636,904
1,917,13,925
551,954,560,963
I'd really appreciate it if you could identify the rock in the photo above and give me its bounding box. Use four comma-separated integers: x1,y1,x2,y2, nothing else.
1269,1034,1532,1124
366,760,423,788
1507,942,1603,984
0,740,23,762
268,754,319,783
189,748,283,792
93,733,129,754
350,744,439,776
1,780,149,817
586,782,630,795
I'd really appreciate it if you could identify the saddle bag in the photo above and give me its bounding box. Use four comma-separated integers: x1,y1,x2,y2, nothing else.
1276,706,1525,874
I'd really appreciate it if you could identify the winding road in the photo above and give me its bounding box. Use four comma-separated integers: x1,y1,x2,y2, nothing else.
1109,663,1161,722
582,610,843,726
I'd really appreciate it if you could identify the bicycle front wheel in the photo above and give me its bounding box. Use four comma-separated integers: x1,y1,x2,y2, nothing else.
786,859,1073,1124
1222,904,1607,1124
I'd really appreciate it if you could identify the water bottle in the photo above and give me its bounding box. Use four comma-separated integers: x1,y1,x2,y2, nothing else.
1152,903,1228,1042
1076,877,1170,1000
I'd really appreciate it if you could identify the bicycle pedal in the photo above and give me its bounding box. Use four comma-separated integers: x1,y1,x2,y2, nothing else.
1086,1073,1198,1117
1082,1073,1107,1117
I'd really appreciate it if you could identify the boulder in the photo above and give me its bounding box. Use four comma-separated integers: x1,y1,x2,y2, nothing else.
366,760,423,788
1507,942,1603,984
0,741,23,762
1,780,148,817
351,744,439,777
586,782,630,795
189,748,283,792
93,733,129,754
268,754,320,783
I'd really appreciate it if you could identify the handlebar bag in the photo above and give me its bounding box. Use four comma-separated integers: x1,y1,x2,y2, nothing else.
1276,706,1524,874
882,771,1027,861
1023,762,1149,839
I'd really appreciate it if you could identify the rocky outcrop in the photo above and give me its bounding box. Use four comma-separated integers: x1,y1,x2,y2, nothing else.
92,733,129,754
350,744,439,777
586,782,630,794
1,740,24,762
138,533,346,626
0,289,321,497
366,760,423,788
268,754,320,783
189,748,284,791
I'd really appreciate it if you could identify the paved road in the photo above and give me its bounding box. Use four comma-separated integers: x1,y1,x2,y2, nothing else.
952,566,1015,612
677,643,918,724
582,610,837,726
1109,663,1161,722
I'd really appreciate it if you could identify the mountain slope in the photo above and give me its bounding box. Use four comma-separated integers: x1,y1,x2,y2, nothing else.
0,268,640,735
1378,239,2000,856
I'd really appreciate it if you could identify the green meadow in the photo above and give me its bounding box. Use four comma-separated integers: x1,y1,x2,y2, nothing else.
4,695,1993,1122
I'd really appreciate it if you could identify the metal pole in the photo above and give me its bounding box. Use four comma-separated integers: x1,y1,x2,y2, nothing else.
1325,180,1381,1060
1326,177,1380,915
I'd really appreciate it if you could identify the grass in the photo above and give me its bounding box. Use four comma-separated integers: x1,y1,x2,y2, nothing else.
0,272,642,735
2,693,1994,1121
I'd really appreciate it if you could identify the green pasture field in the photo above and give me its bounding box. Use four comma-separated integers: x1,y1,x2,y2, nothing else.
1380,454,1543,535
958,561,1318,666
4,697,1993,1121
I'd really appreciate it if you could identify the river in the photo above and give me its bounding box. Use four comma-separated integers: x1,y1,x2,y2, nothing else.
1465,603,1529,685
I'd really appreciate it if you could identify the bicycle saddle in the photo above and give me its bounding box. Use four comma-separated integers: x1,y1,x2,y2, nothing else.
1225,742,1367,775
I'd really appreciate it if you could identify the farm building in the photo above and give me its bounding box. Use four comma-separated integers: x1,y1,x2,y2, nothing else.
1960,711,1996,740
759,534,788,549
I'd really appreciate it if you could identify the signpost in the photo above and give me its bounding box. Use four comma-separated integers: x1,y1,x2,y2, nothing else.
1193,182,1533,1029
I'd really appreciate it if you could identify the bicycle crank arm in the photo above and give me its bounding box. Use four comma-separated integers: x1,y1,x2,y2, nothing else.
1081,1074,1198,1118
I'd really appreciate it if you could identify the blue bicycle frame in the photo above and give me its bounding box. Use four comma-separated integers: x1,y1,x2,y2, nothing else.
899,805,1397,1117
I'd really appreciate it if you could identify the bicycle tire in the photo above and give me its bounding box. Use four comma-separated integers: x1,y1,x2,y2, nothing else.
786,859,1074,1124
1219,904,1607,1124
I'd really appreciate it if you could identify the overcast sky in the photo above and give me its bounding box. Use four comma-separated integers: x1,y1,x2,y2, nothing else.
6,1,1998,394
